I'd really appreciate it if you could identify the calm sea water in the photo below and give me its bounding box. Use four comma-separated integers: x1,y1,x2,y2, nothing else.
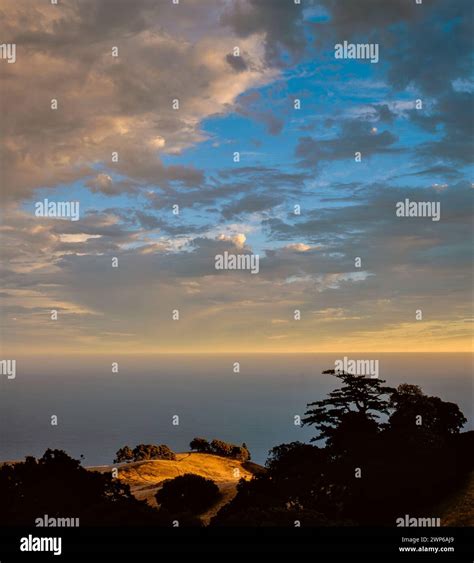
1,354,472,466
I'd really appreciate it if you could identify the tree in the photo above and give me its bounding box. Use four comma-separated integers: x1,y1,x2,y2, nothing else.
131,444,176,461
191,438,251,460
210,439,234,457
156,474,220,514
231,445,250,462
152,444,176,460
324,410,380,455
302,370,395,445
213,372,472,527
0,449,167,526
189,437,211,453
114,446,134,464
388,384,466,442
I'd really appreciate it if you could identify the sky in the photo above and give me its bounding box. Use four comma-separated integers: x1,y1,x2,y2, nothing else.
0,0,473,355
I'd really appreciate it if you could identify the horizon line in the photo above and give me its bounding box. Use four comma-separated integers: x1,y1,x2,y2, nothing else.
2,350,472,356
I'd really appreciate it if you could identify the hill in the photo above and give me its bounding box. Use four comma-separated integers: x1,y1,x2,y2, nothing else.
89,453,263,524
436,470,474,526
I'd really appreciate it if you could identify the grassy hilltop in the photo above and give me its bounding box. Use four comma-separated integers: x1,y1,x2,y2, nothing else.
90,453,264,525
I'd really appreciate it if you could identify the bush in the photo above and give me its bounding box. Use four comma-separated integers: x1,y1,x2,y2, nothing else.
156,474,220,514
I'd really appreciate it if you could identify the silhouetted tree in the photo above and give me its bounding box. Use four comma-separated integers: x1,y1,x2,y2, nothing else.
388,383,467,443
302,370,395,446
0,449,167,526
213,369,472,527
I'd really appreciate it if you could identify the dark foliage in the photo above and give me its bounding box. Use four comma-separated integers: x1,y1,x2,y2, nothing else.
156,474,220,514
302,370,395,445
212,371,472,526
0,449,168,526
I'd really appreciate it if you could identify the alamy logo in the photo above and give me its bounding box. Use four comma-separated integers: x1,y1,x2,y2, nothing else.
335,356,379,378
215,251,260,274
334,41,379,63
36,514,80,527
0,43,16,63
20,535,62,556
0,359,16,379
396,515,441,527
35,199,80,221
396,198,440,221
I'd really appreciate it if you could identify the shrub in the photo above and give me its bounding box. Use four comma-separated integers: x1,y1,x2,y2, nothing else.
156,474,220,514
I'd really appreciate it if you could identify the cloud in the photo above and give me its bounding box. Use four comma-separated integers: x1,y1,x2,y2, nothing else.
221,0,313,66
234,89,285,135
0,0,471,353
226,52,249,73
295,120,399,169
316,0,422,35
318,0,472,97
217,233,247,248
414,91,474,165
221,193,281,219
0,0,276,202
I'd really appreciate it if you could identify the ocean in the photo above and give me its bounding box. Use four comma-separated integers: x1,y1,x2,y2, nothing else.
1,353,472,466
